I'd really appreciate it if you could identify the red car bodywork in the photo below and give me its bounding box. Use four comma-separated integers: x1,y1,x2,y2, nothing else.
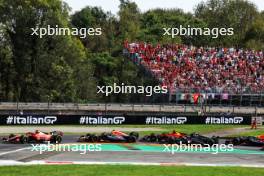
159,131,186,139
26,131,63,142
3,131,63,143
111,130,129,137
257,135,264,141
26,132,52,141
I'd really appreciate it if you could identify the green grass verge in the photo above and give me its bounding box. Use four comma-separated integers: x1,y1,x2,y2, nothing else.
143,125,244,134
0,165,263,176
229,128,264,137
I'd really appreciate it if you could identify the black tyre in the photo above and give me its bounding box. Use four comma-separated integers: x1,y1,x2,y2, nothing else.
157,135,164,143
129,132,139,139
167,137,175,144
233,137,241,145
140,136,149,142
53,135,62,144
20,135,27,144
9,134,15,138
100,133,109,141
127,136,136,143
78,135,85,142
27,136,34,143
149,135,157,142
101,132,108,137
90,135,98,142
211,136,219,144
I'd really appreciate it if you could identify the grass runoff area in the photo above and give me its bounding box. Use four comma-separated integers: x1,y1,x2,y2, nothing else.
231,128,264,137
128,124,244,135
0,165,264,176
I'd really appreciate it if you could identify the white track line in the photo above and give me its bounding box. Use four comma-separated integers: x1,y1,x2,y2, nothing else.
0,147,31,156
0,160,264,168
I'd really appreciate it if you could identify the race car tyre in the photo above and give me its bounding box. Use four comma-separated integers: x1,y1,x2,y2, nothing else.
20,135,27,144
149,134,157,142
211,136,219,144
27,136,34,143
9,134,15,138
52,135,62,144
170,137,179,144
129,132,139,139
127,136,137,143
100,133,109,141
90,135,98,142
86,133,91,137
78,135,86,142
233,137,241,145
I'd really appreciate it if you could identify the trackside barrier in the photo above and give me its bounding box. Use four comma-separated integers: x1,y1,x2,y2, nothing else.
0,102,264,114
0,115,251,125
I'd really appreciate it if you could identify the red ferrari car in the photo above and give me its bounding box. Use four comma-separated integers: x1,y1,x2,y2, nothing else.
140,130,187,143
2,130,63,144
158,131,187,139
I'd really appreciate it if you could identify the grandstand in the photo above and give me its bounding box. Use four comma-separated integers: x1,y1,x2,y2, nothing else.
124,41,264,106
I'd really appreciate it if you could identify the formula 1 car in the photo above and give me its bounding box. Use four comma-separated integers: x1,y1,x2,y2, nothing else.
2,130,63,144
78,130,139,143
225,135,264,147
140,131,188,144
188,133,219,146
141,131,218,145
2,134,28,144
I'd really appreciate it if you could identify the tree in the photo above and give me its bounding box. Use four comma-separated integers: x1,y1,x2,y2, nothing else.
0,0,95,102
195,0,258,47
245,12,264,50
118,0,141,41
71,6,117,53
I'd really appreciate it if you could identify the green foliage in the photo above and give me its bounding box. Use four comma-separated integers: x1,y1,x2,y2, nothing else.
195,0,258,47
245,12,264,50
0,0,95,102
71,6,116,52
119,0,141,41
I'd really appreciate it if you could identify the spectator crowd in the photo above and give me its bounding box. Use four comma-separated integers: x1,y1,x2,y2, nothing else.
124,41,264,94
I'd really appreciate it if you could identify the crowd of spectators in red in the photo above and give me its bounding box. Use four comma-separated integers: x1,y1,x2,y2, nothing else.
124,41,264,94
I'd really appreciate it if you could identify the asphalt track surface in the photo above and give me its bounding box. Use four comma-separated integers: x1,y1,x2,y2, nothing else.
0,135,264,166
